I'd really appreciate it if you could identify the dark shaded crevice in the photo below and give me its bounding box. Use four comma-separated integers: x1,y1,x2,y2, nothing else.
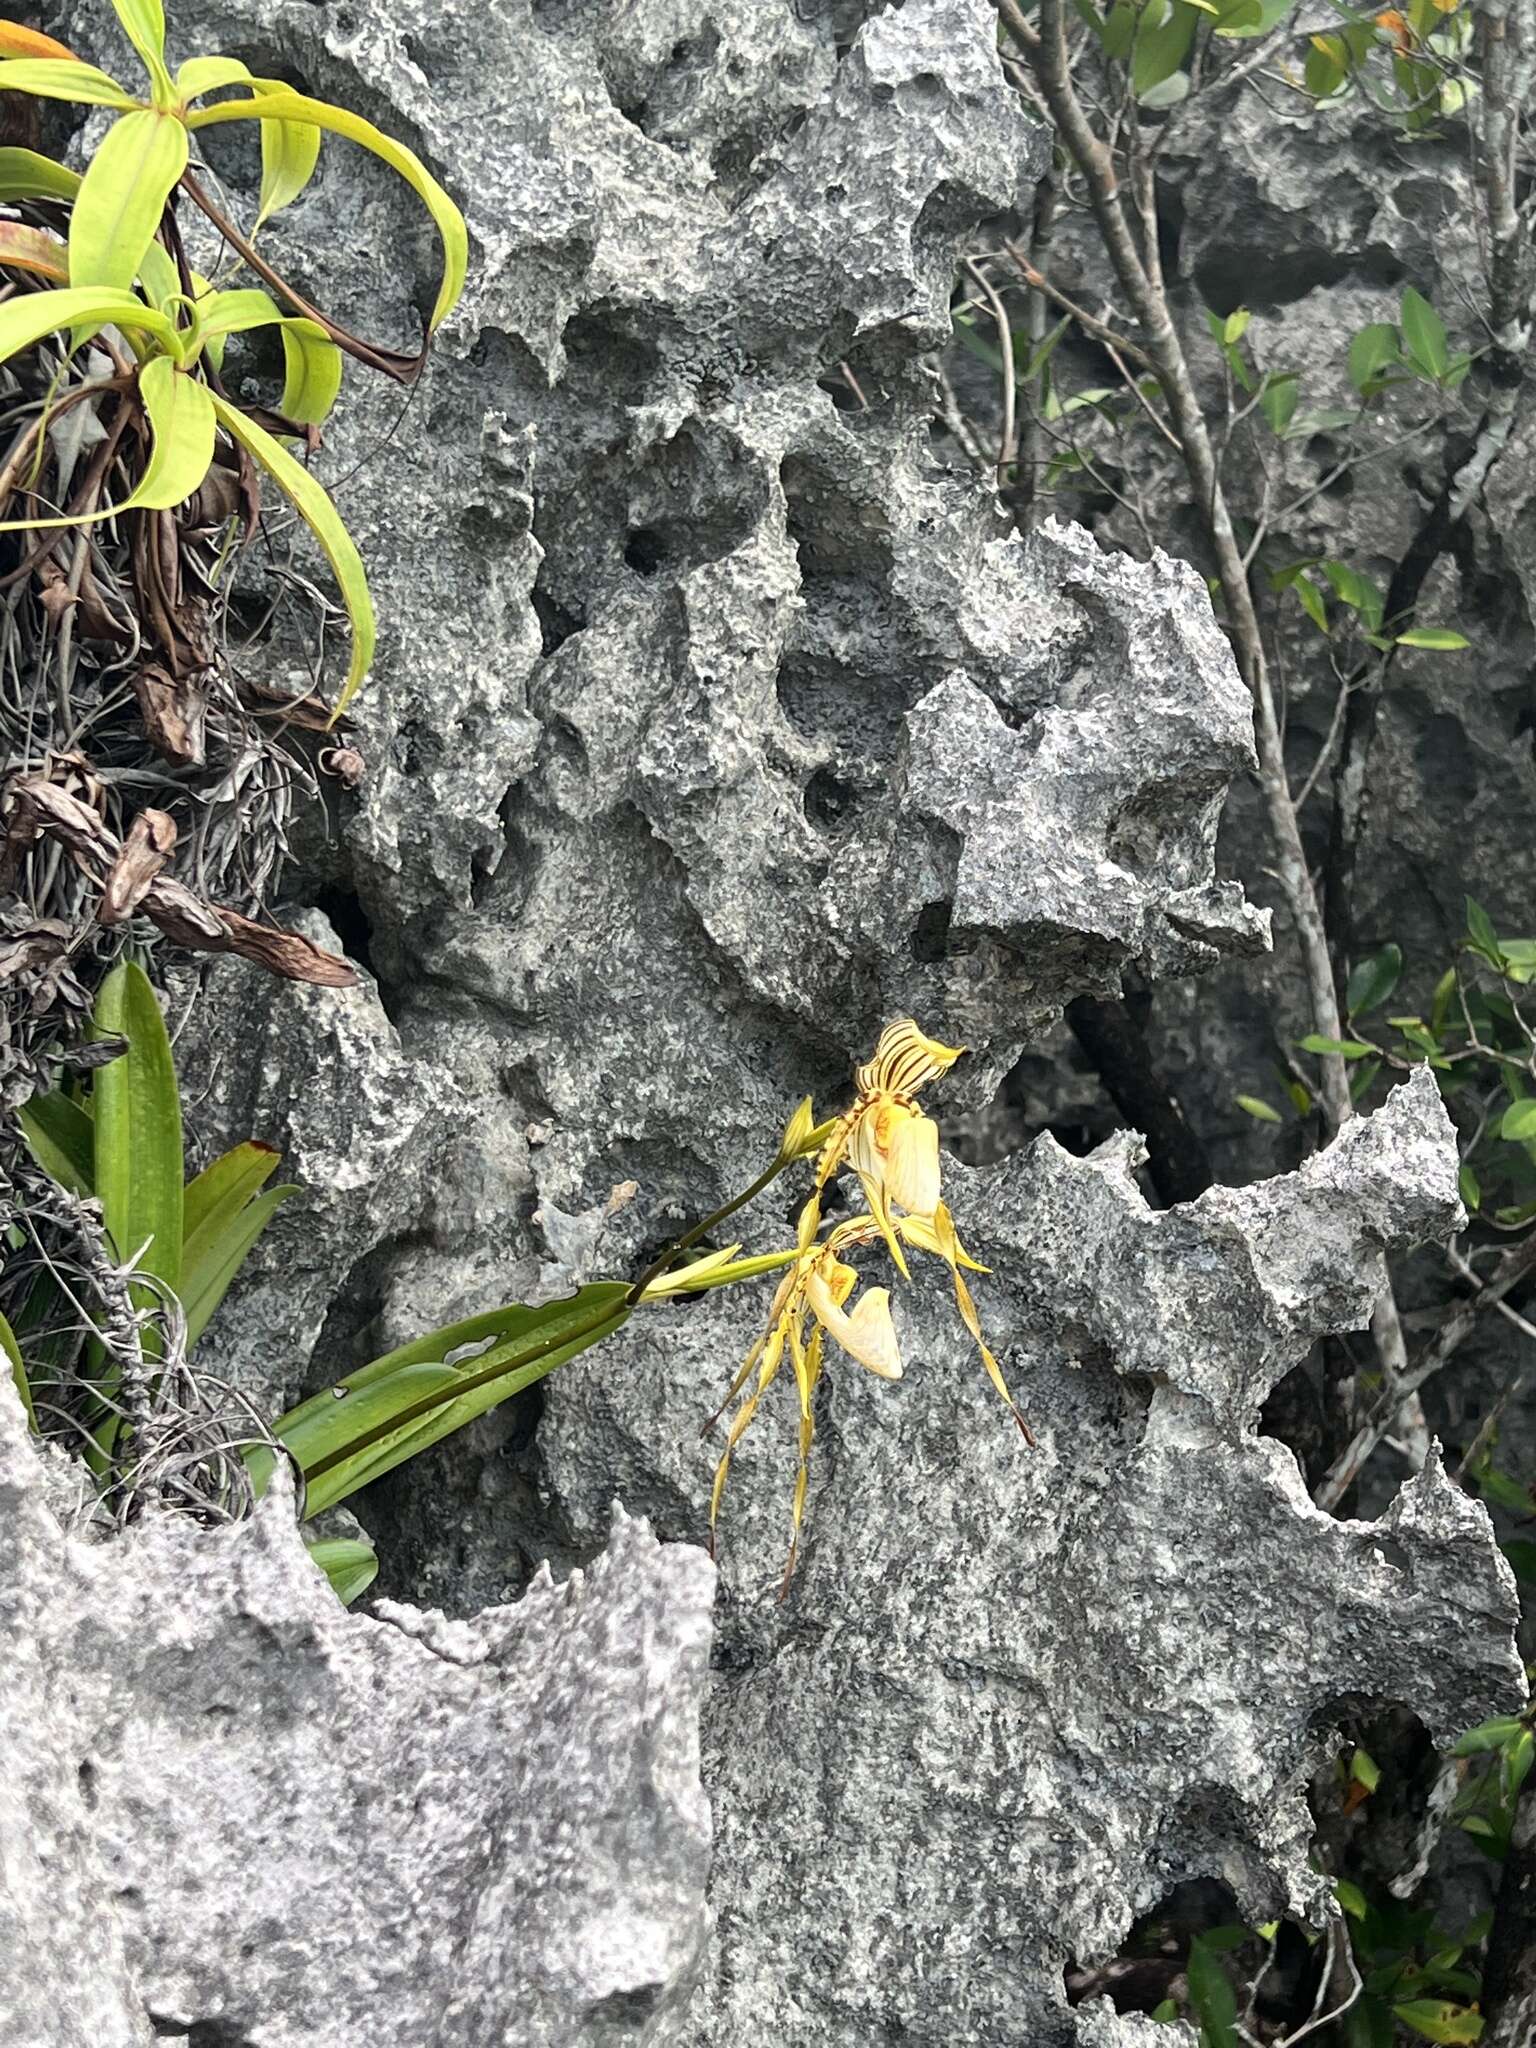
1066,985,1213,1206
309,883,376,979
531,583,585,656
1322,441,1477,980
1483,1784,1536,2048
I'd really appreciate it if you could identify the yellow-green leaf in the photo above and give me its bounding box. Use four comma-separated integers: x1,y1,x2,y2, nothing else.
0,1308,34,1432
1235,1093,1282,1124
0,57,139,107
189,87,466,331
196,286,286,342
1396,626,1470,650
0,146,81,204
91,960,183,1293
1392,2000,1483,2045
135,355,217,511
135,236,181,313
210,392,375,716
110,0,173,103
184,1182,298,1345
174,55,253,101
69,108,188,294
0,283,177,365
252,81,322,229
279,317,344,425
183,1140,279,1246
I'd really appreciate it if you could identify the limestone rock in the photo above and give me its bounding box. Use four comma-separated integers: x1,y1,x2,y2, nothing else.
0,1372,714,2048
508,1074,1521,2044
20,3,1525,2045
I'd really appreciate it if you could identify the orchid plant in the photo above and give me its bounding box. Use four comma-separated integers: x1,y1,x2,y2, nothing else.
0,1,468,716
12,1005,1025,1596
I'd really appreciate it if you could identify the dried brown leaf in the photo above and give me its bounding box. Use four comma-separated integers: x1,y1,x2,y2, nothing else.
132,664,208,768
98,807,177,926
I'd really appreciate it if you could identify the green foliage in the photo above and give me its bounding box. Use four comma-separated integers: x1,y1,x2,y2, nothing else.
303,1535,379,1606
1346,945,1403,1018
0,0,469,716
1252,902,1536,1231
1334,1881,1490,2045
0,1307,34,1430
17,961,298,1463
259,1285,634,1518
14,961,638,1569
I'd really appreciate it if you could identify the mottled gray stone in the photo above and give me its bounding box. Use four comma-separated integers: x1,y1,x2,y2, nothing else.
496,1072,1520,2045
0,1368,713,2048
26,2,1527,2044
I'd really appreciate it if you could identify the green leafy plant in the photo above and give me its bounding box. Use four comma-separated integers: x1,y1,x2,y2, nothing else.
15,958,299,1466
1335,1879,1489,2044
0,1,468,714
15,992,1019,1603
1254,902,1536,1227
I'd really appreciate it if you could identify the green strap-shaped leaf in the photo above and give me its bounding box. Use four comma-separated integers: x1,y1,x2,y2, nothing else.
0,57,139,107
0,1308,36,1431
299,1305,633,1514
184,1182,298,1347
135,236,182,313
209,391,374,716
0,146,82,203
195,286,286,341
91,960,183,1291
279,318,344,426
188,88,467,332
183,1140,280,1246
174,55,251,100
305,1535,378,1606
252,81,322,229
112,0,168,66
267,1359,464,1489
279,1283,634,1421
110,0,173,103
135,356,217,511
171,59,322,232
18,1091,95,1194
69,107,188,294
271,1285,633,1517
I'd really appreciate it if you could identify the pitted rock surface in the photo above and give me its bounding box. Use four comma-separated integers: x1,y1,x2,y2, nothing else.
507,1074,1521,2043
27,2,1528,2046
0,1379,713,2048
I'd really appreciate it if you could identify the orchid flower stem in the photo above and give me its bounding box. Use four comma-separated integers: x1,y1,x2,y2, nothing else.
625,1153,795,1307
641,1245,803,1303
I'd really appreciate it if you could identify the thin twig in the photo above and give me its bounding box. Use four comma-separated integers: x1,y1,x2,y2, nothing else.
963,257,1019,490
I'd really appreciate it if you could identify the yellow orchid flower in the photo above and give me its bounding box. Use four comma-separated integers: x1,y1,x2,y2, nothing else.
699,1020,1031,1595
805,1019,964,1278
704,1222,904,1584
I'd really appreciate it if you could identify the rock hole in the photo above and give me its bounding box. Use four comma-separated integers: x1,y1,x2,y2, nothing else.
1064,1876,1248,2019
910,899,953,963
803,766,860,834
309,884,376,979
76,1758,98,1810
624,527,668,577
531,585,585,657
581,1985,665,2025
